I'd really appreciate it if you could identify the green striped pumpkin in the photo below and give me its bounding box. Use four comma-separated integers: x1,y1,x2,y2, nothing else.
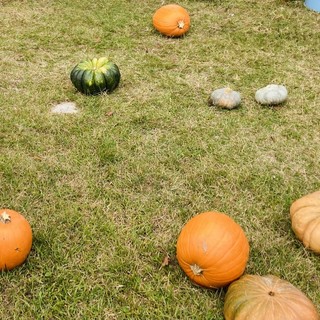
70,57,120,95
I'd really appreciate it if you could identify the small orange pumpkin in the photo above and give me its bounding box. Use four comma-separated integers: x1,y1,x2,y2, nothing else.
224,274,319,320
152,4,190,37
0,209,33,270
176,211,249,288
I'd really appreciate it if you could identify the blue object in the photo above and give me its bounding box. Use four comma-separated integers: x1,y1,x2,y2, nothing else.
305,0,320,12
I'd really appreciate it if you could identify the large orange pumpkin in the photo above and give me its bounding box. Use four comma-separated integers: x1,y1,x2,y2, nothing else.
224,274,319,320
176,211,249,288
0,209,33,270
152,4,190,37
290,190,320,253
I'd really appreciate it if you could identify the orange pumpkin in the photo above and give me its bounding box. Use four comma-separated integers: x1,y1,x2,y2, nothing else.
152,4,190,37
0,209,33,270
290,190,320,253
224,274,319,320
176,211,249,288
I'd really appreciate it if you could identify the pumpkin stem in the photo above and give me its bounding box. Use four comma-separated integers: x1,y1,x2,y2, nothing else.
91,58,98,71
0,211,11,224
177,20,185,29
190,264,203,276
268,291,275,296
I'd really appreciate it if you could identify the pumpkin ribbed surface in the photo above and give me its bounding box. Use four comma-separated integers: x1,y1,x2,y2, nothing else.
255,84,288,105
176,211,249,288
290,190,320,253
70,57,120,95
152,4,190,37
224,275,319,320
0,209,33,270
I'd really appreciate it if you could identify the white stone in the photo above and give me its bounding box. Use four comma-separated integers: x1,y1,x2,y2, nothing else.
51,102,79,114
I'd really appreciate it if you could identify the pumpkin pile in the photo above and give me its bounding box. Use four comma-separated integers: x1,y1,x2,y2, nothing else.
175,208,319,318
3,2,319,318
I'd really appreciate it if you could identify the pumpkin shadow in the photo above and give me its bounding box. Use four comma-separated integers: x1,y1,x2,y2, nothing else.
257,101,288,110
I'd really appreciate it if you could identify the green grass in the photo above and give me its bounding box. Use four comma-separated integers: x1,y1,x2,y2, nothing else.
1,0,320,318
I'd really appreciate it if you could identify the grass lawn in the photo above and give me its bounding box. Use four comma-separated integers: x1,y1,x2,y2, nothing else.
1,0,320,318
